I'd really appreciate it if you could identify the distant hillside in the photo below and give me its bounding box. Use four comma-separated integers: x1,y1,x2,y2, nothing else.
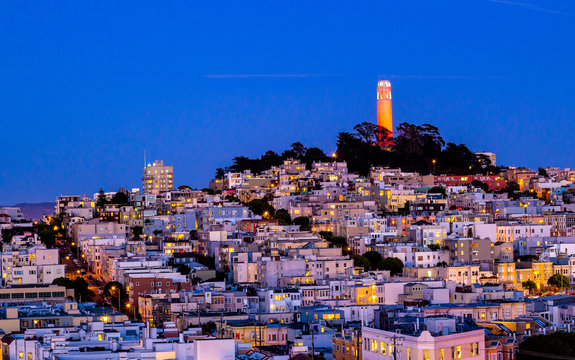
12,202,54,220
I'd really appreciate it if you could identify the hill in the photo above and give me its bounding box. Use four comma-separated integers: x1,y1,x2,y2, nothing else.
12,202,54,220
219,122,499,177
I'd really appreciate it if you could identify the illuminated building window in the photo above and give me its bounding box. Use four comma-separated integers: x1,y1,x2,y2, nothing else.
371,339,378,352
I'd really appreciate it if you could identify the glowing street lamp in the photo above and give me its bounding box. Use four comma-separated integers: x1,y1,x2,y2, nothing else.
110,286,121,311
126,303,132,320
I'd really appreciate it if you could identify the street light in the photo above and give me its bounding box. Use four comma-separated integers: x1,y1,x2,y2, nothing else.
111,286,121,312
432,159,436,174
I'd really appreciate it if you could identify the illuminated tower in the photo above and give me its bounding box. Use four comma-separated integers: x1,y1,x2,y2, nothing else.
377,80,393,137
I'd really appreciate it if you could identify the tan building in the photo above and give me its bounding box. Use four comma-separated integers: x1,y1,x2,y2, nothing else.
424,302,526,322
143,160,174,194
0,285,73,304
222,320,288,347
333,329,362,360
497,261,554,290
435,265,481,286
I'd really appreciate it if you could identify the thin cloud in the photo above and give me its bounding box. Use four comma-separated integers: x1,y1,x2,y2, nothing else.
485,0,571,16
379,74,507,80
204,74,345,79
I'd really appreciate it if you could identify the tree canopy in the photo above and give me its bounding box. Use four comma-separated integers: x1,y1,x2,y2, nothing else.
378,257,404,275
110,191,129,205
247,198,275,218
104,281,127,301
519,332,575,359
362,251,383,270
471,179,490,192
351,254,371,270
35,223,57,248
428,186,447,198
293,216,310,231
96,188,108,207
230,144,330,174
176,264,192,275
274,209,292,225
220,122,497,178
522,280,538,293
53,277,95,302
548,273,570,289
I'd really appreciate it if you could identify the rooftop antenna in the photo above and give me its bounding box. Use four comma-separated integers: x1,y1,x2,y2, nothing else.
144,150,147,167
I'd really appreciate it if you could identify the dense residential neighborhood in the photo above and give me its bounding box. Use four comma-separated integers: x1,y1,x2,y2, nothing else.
4,0,575,358
4,150,575,359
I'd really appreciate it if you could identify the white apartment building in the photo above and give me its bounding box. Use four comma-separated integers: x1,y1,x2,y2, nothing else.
362,318,485,360
1,245,64,286
258,288,302,313
496,223,551,242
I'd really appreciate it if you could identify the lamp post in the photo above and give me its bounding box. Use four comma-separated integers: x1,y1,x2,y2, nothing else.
432,159,436,175
111,286,121,312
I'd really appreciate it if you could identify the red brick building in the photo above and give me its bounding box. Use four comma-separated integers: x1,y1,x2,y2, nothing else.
434,175,506,190
127,274,191,304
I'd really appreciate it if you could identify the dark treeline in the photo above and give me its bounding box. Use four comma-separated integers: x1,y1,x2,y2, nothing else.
216,143,331,178
217,122,499,178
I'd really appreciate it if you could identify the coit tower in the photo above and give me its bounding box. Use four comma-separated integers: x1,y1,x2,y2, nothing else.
377,80,393,137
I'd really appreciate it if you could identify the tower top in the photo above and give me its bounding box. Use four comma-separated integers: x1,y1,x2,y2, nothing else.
378,80,391,88
377,80,392,101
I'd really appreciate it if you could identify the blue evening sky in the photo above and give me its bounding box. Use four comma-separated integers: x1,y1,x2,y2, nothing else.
1,0,574,204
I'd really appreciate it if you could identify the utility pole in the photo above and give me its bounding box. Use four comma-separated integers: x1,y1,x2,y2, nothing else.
253,320,257,350
310,322,315,360
219,312,224,338
182,294,188,330
259,317,263,349
356,327,361,360
388,334,404,360
197,302,201,328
